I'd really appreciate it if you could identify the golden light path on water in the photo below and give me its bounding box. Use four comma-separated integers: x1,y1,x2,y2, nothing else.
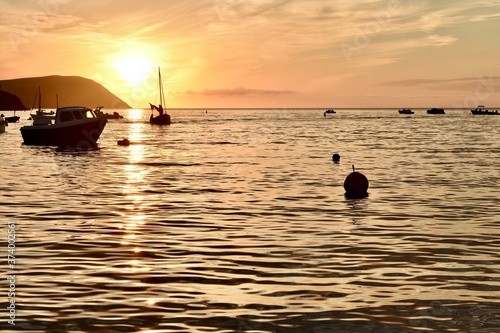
118,121,157,310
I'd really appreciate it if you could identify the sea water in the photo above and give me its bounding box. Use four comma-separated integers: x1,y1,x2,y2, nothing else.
1,108,499,332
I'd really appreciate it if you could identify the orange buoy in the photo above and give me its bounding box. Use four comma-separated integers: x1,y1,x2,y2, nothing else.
332,153,341,162
344,165,369,198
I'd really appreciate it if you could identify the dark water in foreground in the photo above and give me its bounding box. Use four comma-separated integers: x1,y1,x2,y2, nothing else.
1,108,499,332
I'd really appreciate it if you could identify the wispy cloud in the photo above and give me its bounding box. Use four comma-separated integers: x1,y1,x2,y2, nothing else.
382,76,500,91
181,88,295,96
425,34,457,46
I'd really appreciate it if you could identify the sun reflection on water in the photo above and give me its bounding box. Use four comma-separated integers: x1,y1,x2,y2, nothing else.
119,123,148,245
128,108,146,121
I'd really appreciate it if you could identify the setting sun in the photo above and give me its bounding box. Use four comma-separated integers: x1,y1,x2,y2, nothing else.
114,56,153,86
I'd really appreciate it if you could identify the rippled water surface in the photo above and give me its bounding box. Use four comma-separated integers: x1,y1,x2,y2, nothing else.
1,108,499,332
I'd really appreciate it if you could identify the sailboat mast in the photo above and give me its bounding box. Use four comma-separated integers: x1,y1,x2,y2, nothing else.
158,67,162,106
31,87,40,110
158,67,166,108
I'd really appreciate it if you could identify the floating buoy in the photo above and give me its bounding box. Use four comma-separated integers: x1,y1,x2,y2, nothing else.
344,165,369,198
117,138,130,146
332,153,341,162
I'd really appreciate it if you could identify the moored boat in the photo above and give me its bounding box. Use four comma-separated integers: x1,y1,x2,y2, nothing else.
471,105,499,115
5,111,20,123
149,67,171,125
30,110,55,121
28,86,55,122
94,106,124,119
398,108,414,114
324,109,336,117
20,106,107,147
427,108,445,114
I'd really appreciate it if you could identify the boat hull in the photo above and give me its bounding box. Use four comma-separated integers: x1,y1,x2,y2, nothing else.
150,113,171,125
5,116,20,123
30,113,55,120
96,114,123,119
20,118,107,147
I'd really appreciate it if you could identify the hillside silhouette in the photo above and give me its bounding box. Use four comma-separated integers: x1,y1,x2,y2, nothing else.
0,75,131,109
0,88,29,110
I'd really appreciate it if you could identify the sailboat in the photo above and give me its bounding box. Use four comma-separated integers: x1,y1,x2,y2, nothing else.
5,111,20,123
149,67,171,125
29,87,54,125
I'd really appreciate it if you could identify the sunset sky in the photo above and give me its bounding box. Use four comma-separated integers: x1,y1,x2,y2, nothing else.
1,0,500,108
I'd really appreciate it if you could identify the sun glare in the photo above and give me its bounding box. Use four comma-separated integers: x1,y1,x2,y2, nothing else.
128,109,144,120
114,56,153,86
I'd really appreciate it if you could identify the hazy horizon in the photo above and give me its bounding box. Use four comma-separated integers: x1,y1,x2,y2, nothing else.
1,1,500,109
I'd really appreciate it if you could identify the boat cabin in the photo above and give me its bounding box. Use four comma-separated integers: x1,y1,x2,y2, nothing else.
56,106,97,124
32,106,98,126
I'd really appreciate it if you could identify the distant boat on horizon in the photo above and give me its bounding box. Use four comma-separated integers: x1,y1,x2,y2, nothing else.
149,67,171,125
324,109,336,117
398,109,414,114
427,108,445,114
471,105,499,115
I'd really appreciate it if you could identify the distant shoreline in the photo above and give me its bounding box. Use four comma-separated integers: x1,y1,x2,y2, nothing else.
1,107,495,111
137,107,495,110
